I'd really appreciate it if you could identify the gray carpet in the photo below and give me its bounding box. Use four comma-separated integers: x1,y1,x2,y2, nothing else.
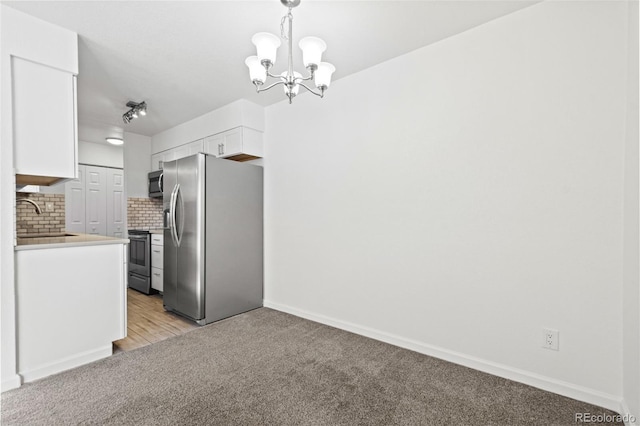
1,308,623,425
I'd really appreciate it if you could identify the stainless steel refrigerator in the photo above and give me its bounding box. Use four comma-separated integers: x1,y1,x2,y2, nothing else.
162,153,263,325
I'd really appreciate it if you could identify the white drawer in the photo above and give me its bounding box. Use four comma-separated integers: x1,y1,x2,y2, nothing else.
151,245,163,269
151,267,163,292
151,233,164,246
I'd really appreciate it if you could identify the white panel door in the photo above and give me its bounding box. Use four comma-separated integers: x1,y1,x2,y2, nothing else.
106,168,125,238
12,57,77,179
65,165,85,233
85,166,107,235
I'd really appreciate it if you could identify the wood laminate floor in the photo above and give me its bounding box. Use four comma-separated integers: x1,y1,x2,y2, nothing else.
113,289,199,353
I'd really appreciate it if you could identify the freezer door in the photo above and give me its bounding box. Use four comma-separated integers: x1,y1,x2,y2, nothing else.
175,153,205,320
163,159,178,310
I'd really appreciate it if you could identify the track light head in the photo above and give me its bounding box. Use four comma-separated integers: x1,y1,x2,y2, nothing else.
122,101,148,124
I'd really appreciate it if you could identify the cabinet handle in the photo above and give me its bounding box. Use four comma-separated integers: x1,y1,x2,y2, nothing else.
153,249,161,253
153,272,161,276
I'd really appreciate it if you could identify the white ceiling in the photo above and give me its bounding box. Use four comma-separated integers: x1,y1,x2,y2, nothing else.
4,0,537,143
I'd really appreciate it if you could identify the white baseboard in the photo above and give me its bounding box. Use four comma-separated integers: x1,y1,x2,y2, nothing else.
264,300,623,414
1,374,21,392
19,345,113,384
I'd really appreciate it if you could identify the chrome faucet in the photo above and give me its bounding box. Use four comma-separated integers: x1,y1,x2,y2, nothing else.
17,198,42,215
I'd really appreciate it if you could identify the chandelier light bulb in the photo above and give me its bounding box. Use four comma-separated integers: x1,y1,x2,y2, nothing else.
252,32,281,67
245,56,267,84
314,62,336,89
299,37,326,69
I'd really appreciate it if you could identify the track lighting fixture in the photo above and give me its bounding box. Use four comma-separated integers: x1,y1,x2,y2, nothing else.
122,101,147,124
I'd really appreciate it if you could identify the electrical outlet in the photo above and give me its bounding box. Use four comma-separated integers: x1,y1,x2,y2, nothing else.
543,328,559,351
45,202,54,212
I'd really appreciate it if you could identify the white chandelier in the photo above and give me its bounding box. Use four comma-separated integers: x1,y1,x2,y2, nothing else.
245,0,336,104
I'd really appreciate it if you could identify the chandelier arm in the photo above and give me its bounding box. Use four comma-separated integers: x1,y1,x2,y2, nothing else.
295,72,314,82
297,82,324,98
266,70,284,79
255,80,286,93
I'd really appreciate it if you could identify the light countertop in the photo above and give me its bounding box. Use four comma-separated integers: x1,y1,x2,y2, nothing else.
15,233,129,251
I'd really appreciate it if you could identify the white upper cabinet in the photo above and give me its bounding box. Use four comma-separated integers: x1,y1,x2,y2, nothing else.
13,58,77,185
151,139,203,170
203,127,263,161
4,6,79,186
150,100,264,166
151,153,163,171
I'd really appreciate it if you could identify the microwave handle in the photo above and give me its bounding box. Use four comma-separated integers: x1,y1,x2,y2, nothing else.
159,173,164,193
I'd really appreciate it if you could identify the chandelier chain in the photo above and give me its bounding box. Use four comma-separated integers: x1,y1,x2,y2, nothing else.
280,10,293,40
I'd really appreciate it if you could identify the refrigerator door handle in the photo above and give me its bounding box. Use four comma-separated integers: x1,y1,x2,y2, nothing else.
169,184,180,247
175,184,184,247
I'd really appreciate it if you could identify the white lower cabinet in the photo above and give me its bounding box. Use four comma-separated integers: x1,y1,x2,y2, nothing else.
15,242,127,383
151,267,163,293
151,233,164,292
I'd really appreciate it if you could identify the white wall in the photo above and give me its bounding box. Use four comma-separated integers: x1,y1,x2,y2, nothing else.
124,132,151,198
623,0,640,421
1,4,78,392
78,141,123,168
264,0,630,413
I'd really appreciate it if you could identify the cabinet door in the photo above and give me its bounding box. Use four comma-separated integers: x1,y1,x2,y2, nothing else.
151,244,163,269
65,165,86,234
203,134,223,157
151,153,163,170
162,150,178,165
85,166,107,235
187,139,204,156
172,144,190,161
219,128,243,157
151,267,164,292
106,168,126,238
13,57,77,180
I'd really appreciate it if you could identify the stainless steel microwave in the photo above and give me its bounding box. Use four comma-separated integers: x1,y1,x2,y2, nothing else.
148,170,163,198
